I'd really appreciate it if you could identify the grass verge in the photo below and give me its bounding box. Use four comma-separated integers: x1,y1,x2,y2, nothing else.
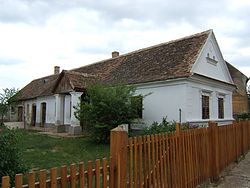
16,129,110,170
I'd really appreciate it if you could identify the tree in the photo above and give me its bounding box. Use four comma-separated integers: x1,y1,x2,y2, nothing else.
0,128,27,186
0,88,18,124
74,82,143,143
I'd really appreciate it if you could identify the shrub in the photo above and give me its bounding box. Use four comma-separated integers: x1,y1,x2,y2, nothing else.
0,128,27,186
75,82,143,143
143,117,176,135
234,113,250,120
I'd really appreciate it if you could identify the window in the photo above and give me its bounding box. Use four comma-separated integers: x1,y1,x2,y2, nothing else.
131,96,143,119
202,95,210,119
218,97,224,119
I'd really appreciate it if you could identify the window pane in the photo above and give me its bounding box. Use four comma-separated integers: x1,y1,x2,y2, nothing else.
218,98,224,119
202,95,209,119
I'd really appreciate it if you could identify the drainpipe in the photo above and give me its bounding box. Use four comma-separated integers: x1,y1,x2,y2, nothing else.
179,108,182,124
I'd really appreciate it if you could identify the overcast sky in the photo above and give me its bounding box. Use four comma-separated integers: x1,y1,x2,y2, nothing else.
0,0,249,90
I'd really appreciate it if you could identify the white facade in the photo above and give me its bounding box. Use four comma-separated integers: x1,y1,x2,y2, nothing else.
136,76,234,126
22,93,82,133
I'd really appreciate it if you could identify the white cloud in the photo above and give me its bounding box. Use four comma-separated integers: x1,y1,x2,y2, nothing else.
0,0,249,90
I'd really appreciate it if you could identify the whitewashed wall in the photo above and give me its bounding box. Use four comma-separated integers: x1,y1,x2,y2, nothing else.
64,95,71,125
135,77,234,126
24,96,56,125
23,94,74,127
186,78,234,124
37,96,56,124
136,80,187,126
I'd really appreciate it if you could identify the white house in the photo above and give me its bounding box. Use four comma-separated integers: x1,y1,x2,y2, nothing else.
14,29,235,134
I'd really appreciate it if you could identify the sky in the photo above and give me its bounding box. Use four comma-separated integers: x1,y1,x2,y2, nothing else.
0,0,250,90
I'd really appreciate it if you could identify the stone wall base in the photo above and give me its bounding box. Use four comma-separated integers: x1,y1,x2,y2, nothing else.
68,126,82,135
54,124,70,133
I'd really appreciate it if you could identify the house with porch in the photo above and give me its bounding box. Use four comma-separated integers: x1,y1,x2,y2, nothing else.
14,29,238,134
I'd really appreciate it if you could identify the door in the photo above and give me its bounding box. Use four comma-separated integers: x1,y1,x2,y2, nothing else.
31,104,36,126
41,103,46,127
17,106,23,122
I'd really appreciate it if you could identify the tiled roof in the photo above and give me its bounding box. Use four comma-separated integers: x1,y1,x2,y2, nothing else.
16,30,211,100
52,71,97,93
74,30,210,85
15,74,59,100
226,62,249,96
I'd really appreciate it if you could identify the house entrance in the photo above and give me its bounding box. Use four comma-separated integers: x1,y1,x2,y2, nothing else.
17,106,23,122
31,104,36,126
41,103,46,127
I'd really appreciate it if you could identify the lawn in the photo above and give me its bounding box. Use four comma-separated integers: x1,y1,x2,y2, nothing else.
17,129,110,171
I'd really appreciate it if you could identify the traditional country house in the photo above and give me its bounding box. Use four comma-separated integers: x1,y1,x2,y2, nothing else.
14,30,237,134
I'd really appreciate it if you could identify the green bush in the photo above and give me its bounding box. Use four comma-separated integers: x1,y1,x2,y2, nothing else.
0,128,27,186
143,117,176,135
234,113,250,120
75,82,143,143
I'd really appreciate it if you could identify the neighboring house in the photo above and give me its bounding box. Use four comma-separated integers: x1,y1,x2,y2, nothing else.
15,29,236,134
226,62,249,115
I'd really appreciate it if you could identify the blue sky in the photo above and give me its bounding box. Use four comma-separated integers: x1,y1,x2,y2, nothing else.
0,0,249,90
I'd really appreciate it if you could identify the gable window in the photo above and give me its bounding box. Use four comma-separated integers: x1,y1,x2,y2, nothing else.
131,96,143,119
218,97,224,119
202,95,210,119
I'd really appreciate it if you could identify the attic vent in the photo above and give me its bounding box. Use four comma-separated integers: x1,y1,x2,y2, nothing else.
206,56,218,66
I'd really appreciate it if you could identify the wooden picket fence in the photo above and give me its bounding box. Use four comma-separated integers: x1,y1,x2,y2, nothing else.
1,157,115,188
2,120,250,188
124,120,250,188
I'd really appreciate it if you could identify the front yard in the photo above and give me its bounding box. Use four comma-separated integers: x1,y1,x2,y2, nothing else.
17,129,110,170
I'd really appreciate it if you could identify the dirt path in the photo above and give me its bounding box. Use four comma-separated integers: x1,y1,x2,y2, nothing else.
214,152,250,188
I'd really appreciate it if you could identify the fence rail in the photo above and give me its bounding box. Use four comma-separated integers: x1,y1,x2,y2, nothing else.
2,120,250,188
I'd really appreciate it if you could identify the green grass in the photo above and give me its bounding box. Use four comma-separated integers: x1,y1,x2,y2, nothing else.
16,129,110,171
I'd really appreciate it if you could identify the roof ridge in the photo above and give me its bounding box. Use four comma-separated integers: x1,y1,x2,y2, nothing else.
72,29,212,71
66,70,97,77
31,74,58,82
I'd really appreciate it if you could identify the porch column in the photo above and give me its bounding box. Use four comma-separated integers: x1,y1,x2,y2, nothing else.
55,94,64,126
69,91,83,135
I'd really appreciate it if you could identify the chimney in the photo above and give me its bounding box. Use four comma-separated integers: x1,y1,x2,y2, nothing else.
54,66,60,74
112,51,119,58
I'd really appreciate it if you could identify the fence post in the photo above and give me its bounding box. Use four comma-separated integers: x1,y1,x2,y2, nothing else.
176,122,184,187
209,121,220,182
240,120,246,157
2,176,10,188
110,125,128,188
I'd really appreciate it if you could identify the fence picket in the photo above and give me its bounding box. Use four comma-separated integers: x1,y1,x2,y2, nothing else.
138,136,143,188
143,136,148,188
95,159,101,188
133,137,138,187
129,138,133,188
39,169,46,188
15,174,23,188
50,167,57,188
102,158,107,188
79,162,85,188
61,165,67,188
2,176,10,188
87,161,93,188
28,171,35,188
70,164,77,188
147,135,152,187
